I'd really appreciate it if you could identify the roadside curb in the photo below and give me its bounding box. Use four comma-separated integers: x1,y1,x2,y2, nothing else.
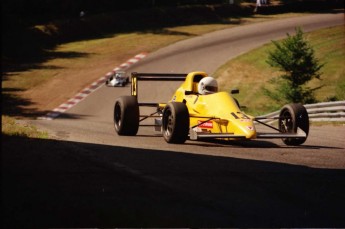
38,52,148,120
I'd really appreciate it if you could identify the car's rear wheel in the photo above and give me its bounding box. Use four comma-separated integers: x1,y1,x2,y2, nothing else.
114,96,139,136
279,103,309,145
162,102,189,143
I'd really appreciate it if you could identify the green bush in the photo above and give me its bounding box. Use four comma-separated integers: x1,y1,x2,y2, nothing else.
264,27,324,104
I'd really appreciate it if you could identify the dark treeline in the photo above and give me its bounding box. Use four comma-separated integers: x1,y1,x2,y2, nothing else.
2,0,230,25
2,0,343,64
4,0,342,25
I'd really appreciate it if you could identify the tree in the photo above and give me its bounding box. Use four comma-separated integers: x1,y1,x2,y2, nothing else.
264,27,324,104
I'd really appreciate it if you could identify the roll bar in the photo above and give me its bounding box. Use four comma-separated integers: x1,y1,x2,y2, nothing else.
131,72,187,98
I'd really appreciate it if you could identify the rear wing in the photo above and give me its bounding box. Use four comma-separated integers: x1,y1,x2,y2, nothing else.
131,72,187,98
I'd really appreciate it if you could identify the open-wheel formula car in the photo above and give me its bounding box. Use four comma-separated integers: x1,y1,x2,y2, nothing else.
112,71,309,145
105,71,129,87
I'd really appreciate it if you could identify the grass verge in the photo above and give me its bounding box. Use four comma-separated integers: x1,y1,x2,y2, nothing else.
2,116,49,138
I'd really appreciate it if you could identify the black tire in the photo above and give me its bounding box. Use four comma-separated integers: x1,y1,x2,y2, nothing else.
114,96,139,136
162,102,189,143
279,103,309,145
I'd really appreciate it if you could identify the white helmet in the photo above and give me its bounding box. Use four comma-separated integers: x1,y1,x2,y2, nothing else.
198,76,218,95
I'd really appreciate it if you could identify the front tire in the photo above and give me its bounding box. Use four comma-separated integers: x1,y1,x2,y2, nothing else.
114,96,139,136
279,103,309,145
162,102,189,143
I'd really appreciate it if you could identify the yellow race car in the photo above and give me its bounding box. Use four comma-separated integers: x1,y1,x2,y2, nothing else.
112,71,309,145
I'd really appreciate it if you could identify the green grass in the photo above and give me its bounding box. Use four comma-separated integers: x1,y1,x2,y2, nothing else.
307,26,345,101
213,25,345,116
2,116,49,138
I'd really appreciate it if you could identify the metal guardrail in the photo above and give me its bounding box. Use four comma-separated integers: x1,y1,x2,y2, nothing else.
257,101,345,122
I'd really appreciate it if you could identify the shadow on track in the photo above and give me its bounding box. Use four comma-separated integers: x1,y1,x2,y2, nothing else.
2,135,345,227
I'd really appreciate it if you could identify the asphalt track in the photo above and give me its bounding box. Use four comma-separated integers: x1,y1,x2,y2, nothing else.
25,13,345,227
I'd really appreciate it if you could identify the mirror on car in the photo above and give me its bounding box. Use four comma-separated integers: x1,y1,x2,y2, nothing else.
231,88,239,94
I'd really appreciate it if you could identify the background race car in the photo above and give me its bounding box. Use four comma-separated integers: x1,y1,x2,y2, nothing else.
106,71,129,87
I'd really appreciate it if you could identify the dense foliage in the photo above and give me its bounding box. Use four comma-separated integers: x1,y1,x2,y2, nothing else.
2,0,342,62
2,0,232,24
2,0,342,25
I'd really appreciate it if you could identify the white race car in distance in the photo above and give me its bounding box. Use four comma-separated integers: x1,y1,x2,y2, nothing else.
106,71,129,87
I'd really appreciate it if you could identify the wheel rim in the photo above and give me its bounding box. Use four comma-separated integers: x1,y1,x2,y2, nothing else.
163,109,173,138
280,109,293,133
114,102,122,128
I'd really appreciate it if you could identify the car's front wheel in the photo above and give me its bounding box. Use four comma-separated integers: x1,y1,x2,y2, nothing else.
279,103,309,145
114,96,139,136
162,102,189,143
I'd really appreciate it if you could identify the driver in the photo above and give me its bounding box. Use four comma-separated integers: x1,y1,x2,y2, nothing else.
198,76,218,95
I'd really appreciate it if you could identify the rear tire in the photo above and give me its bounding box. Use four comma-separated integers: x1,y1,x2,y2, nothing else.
279,103,309,145
162,102,189,143
114,96,139,136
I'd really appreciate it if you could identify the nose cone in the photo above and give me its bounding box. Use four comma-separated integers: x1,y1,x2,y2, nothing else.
233,119,257,139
